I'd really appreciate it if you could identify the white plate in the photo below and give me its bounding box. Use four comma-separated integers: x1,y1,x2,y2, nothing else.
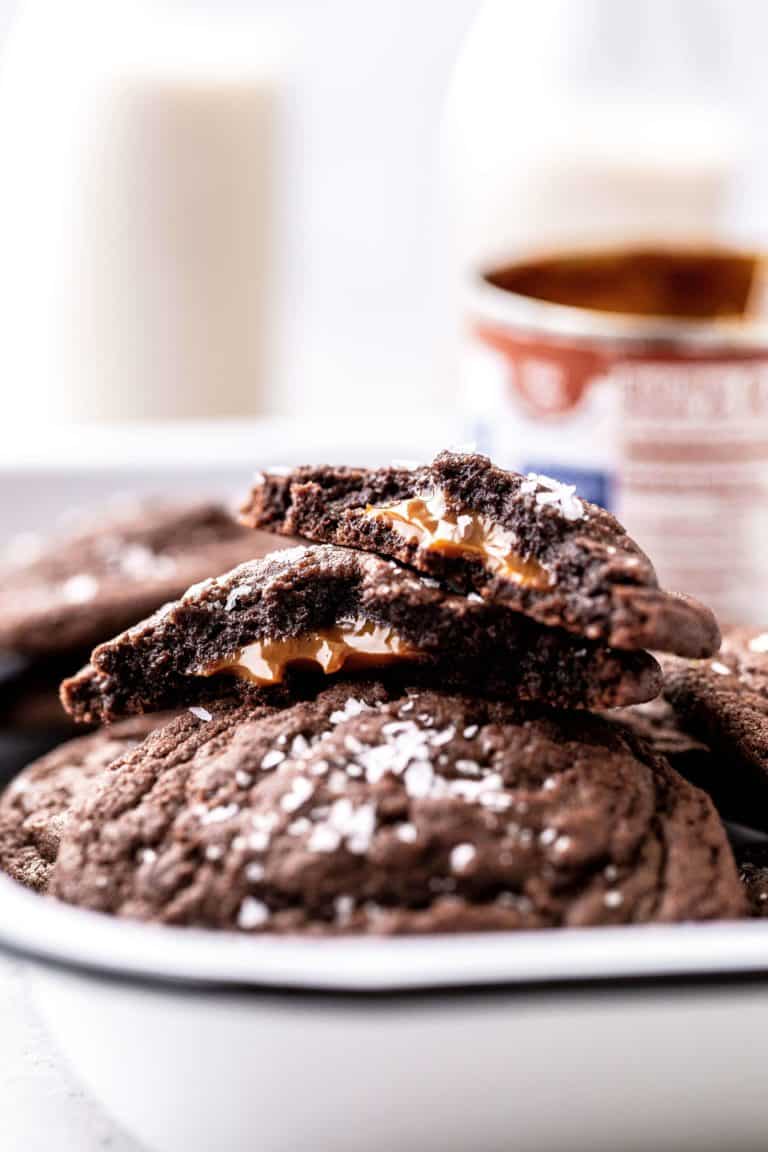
0,870,767,992
3,874,768,1152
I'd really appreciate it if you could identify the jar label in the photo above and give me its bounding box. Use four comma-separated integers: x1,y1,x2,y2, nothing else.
464,326,768,624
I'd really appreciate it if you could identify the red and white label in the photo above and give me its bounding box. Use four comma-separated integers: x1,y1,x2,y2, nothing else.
464,324,768,625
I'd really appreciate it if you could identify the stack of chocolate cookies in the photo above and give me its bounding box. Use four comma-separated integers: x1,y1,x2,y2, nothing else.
1,452,758,931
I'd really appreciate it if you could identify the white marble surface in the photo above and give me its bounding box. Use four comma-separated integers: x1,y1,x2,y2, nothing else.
0,957,144,1151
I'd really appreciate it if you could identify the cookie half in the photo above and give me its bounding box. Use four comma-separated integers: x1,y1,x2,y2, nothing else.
0,499,280,657
241,451,719,658
0,716,166,891
60,545,662,724
663,629,768,828
48,680,745,931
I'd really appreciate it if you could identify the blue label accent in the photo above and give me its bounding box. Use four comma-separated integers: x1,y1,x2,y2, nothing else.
469,420,493,458
522,463,614,511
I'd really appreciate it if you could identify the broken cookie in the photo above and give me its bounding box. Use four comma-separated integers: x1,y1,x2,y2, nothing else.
60,545,662,724
241,451,719,658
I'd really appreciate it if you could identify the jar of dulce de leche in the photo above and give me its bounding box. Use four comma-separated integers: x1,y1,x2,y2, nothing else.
463,246,768,626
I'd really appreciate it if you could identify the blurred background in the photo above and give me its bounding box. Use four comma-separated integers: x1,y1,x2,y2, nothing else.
2,0,768,609
0,0,476,433
0,1,762,416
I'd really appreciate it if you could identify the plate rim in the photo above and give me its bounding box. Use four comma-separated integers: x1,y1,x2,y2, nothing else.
3,872,768,997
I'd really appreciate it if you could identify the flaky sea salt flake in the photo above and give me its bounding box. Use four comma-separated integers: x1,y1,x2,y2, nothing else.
225,583,253,612
450,843,477,873
237,897,270,929
456,759,481,776
291,734,311,757
308,824,342,853
60,573,99,603
189,706,213,722
330,698,372,725
404,760,435,799
199,803,239,825
395,822,418,843
280,776,315,813
521,472,584,521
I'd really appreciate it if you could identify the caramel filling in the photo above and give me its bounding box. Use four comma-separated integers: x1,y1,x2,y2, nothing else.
364,491,550,589
200,619,422,686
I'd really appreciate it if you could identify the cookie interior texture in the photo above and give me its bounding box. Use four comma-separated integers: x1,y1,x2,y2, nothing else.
241,451,720,658
0,500,275,657
60,544,662,724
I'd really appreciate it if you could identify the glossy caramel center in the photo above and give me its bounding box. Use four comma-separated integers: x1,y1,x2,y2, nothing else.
201,619,422,685
364,491,550,589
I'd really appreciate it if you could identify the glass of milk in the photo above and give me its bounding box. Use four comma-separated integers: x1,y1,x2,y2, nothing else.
0,0,286,422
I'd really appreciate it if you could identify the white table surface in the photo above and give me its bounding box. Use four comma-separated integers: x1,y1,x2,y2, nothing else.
0,957,144,1151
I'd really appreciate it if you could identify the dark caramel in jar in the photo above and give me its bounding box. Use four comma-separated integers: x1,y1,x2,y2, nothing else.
465,244,768,625
485,246,766,322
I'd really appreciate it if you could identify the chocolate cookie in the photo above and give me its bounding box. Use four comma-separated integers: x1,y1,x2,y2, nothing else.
241,451,719,657
663,629,768,829
0,499,279,657
49,681,745,930
0,716,165,891
603,698,724,809
60,544,662,724
736,844,768,917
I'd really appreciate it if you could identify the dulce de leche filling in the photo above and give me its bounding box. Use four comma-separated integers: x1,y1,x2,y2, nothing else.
364,490,551,589
200,619,422,686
